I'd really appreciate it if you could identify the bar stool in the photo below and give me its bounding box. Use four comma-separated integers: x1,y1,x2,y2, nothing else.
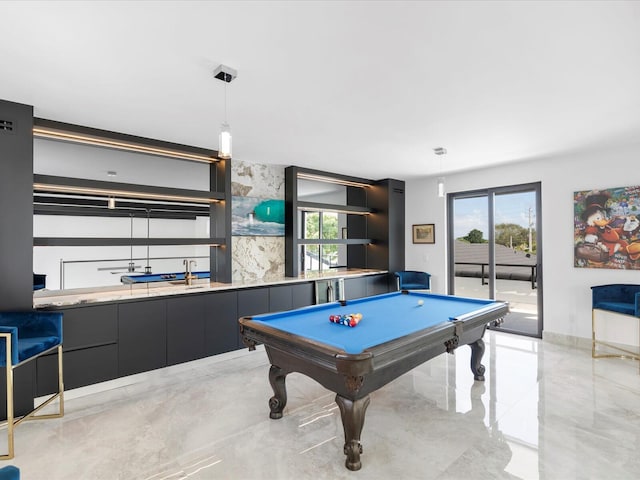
0,311,63,459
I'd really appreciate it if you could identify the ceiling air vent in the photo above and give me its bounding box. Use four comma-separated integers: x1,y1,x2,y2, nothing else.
0,119,14,133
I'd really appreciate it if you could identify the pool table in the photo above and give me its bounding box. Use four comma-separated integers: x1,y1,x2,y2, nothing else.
239,290,509,471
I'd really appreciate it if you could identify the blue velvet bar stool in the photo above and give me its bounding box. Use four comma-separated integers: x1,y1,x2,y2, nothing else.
0,311,64,460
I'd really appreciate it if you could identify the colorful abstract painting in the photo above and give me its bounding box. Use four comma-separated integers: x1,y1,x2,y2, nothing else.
574,185,640,269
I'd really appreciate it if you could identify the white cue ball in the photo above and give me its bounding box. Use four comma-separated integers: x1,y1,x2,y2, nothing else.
417,300,424,306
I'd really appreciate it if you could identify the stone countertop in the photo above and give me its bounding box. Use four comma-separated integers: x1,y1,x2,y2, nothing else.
33,268,389,308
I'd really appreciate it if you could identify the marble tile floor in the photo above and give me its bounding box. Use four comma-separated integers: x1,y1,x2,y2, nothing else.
3,331,640,480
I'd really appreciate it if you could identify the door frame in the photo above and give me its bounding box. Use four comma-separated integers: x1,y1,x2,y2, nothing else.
446,182,543,338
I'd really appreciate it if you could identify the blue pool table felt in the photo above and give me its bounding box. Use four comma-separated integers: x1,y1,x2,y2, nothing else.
251,291,496,354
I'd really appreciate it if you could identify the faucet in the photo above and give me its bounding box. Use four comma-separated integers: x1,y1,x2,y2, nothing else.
183,259,197,286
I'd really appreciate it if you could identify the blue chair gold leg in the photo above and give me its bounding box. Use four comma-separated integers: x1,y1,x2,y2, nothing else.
592,308,640,366
0,334,64,460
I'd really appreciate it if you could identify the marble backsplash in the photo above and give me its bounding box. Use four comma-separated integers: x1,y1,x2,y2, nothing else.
232,236,285,282
231,159,285,198
231,159,286,283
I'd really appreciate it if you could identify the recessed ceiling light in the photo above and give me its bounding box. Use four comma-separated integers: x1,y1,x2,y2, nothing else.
107,171,117,177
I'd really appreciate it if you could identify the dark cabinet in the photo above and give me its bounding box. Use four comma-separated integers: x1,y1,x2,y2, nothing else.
270,283,314,312
60,304,118,349
292,282,314,308
205,291,239,354
118,299,167,377
31,277,381,398
38,344,118,394
345,274,390,300
36,304,118,396
344,277,367,300
238,288,270,317
237,288,270,348
1,362,36,419
167,295,206,366
366,274,391,296
269,285,293,312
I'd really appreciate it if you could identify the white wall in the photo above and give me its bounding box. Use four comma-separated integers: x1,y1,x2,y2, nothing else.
405,142,640,342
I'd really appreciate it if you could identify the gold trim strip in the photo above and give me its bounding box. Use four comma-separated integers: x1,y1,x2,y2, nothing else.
33,183,219,204
297,172,371,189
297,205,370,215
33,127,218,163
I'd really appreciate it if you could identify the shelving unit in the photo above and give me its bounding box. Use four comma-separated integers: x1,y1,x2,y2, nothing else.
285,166,405,278
32,118,232,283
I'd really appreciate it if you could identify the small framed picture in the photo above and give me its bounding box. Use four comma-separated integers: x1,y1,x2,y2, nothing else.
412,224,435,244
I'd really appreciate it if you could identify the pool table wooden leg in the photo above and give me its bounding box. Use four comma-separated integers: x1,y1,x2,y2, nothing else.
469,338,486,381
268,365,288,419
335,394,370,471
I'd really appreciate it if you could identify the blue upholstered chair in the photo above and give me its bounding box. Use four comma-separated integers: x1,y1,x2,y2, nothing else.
0,465,19,479
0,311,64,460
394,271,431,291
32,274,46,291
591,284,640,366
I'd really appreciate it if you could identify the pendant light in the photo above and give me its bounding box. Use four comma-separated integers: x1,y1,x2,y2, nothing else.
434,147,447,198
213,65,237,160
107,171,116,208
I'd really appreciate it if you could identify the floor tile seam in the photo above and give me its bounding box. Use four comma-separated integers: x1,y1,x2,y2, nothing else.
486,380,541,428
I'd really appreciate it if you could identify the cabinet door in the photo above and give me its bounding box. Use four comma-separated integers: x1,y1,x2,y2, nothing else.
60,304,118,349
36,304,118,396
292,282,314,308
0,362,36,420
238,288,270,348
366,274,391,297
37,344,118,394
269,285,292,313
344,277,367,300
238,288,270,317
167,295,206,366
205,291,239,354
118,299,167,377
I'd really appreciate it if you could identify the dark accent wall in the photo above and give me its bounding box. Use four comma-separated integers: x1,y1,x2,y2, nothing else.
367,179,405,273
284,167,298,277
211,158,232,282
0,99,33,310
346,185,368,269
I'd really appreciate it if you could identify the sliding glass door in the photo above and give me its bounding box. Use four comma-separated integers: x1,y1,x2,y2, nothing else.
448,183,542,337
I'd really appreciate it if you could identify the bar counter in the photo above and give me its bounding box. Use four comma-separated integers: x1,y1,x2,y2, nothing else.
33,268,388,308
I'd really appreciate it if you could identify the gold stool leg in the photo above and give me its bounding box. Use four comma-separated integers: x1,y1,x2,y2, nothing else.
1,333,15,460
592,309,597,358
1,342,64,460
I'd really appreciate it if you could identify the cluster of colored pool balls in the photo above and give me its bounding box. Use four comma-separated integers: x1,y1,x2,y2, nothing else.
329,313,363,327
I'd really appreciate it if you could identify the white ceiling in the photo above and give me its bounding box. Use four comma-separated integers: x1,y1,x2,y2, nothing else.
2,1,639,180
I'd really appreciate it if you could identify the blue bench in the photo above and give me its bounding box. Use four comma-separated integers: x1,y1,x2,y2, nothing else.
591,284,640,367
